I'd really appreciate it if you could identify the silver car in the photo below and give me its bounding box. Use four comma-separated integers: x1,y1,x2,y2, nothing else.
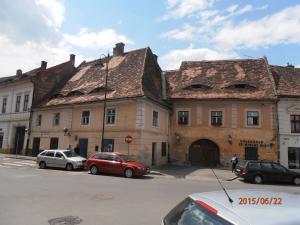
162,189,300,225
37,149,86,171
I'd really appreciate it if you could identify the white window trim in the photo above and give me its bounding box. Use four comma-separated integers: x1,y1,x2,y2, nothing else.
1,95,8,114
23,92,31,112
209,109,225,127
15,94,22,113
105,107,117,127
244,109,261,128
81,110,91,126
176,108,191,126
152,110,159,128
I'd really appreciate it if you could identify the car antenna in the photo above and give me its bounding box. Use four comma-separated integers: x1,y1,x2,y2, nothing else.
211,168,234,205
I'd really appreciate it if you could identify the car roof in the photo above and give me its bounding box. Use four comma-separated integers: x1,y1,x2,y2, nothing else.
43,149,69,152
190,190,300,225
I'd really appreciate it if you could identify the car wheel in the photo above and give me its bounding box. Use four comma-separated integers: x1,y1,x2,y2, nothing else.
39,161,46,169
90,165,98,175
66,163,73,171
253,175,263,184
125,168,134,178
293,177,300,185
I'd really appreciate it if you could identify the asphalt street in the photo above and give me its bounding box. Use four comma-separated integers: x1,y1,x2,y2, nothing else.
1,157,300,225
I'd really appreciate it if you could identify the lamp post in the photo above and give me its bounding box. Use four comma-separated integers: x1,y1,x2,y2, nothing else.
99,53,110,152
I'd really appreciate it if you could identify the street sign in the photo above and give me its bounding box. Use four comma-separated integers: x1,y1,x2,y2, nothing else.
125,135,133,144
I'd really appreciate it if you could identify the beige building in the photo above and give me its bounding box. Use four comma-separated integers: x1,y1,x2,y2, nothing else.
29,44,170,165
166,58,278,167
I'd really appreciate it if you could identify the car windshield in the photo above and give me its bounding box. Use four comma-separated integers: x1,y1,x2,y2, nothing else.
119,154,132,162
63,151,78,158
164,197,233,225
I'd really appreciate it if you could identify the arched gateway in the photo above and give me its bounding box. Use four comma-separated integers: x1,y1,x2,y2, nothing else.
189,139,220,167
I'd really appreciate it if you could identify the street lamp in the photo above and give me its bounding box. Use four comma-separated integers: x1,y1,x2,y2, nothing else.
98,53,110,152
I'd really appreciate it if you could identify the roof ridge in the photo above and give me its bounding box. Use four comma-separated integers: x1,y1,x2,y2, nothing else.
182,57,264,64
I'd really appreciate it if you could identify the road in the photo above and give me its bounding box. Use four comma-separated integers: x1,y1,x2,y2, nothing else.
0,156,299,225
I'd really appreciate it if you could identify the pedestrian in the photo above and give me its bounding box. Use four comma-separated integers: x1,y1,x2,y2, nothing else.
66,145,72,151
74,144,80,155
231,154,239,173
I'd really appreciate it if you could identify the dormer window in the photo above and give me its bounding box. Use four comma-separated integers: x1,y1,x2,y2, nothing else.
89,87,113,94
66,90,83,97
226,83,256,89
183,84,212,90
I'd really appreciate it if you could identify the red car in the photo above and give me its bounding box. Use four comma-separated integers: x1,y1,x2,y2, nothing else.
86,152,150,178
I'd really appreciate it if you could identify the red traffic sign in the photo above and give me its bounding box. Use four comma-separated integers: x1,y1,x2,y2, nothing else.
125,135,133,144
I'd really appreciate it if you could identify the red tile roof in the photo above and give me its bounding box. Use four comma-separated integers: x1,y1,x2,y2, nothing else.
165,58,277,100
269,65,300,97
42,47,164,107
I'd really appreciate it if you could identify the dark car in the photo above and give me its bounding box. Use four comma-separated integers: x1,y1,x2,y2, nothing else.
234,160,300,185
86,152,150,178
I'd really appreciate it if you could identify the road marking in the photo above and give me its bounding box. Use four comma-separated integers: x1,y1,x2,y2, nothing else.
2,163,24,167
11,161,37,166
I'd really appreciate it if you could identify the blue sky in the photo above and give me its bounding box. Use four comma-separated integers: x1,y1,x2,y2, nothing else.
0,0,300,76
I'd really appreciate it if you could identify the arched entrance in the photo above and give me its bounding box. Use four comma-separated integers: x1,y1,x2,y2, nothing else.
189,139,220,167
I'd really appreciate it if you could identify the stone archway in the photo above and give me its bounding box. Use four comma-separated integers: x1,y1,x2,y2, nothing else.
189,139,220,167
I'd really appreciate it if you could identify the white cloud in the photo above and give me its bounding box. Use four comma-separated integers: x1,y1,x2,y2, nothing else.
0,34,85,76
214,5,300,50
35,0,65,28
160,24,197,40
162,0,214,20
159,45,238,70
62,28,133,50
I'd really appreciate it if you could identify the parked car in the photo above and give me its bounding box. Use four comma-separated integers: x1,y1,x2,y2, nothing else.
234,160,300,185
37,149,86,171
162,190,300,225
86,152,150,178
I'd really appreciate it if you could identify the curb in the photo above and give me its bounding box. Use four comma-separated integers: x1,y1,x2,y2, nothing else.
2,155,36,161
150,170,164,175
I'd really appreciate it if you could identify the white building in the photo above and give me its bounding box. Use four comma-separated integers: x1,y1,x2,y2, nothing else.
0,56,76,155
271,65,300,171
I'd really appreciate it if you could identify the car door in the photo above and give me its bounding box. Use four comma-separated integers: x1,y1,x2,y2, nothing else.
260,162,276,182
98,153,110,173
272,163,291,183
106,155,123,174
54,151,66,168
44,151,55,167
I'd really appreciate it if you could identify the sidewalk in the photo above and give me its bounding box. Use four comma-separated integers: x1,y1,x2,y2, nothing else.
150,165,237,181
0,153,36,161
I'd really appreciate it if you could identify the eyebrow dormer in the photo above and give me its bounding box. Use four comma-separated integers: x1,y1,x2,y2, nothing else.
183,83,212,90
225,83,256,89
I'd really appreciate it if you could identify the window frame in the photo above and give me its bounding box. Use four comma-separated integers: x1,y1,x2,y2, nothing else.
247,111,260,126
161,142,167,157
1,97,7,114
290,114,300,133
81,110,90,125
23,94,29,111
53,113,60,126
152,110,159,127
210,110,223,126
36,114,42,127
105,108,116,125
177,110,189,125
15,95,21,112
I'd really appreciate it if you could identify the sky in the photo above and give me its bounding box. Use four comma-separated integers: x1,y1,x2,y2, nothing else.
1,0,300,76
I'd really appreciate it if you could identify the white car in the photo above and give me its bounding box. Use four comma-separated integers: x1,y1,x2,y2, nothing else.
162,190,300,225
37,149,86,171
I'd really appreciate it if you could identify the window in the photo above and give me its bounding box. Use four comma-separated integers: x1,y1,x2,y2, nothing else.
15,95,21,112
36,114,42,126
106,108,116,125
23,94,29,111
161,142,167,157
55,152,64,158
288,147,300,169
0,133,3,148
53,113,60,126
261,162,273,171
1,97,7,114
81,111,90,125
152,111,158,127
45,151,55,157
291,115,300,133
272,163,287,173
211,111,223,126
178,111,189,125
247,111,259,126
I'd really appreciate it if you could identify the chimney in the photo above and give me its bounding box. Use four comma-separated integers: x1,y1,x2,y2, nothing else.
113,42,125,56
41,61,47,69
287,62,295,68
153,54,158,62
16,69,22,77
70,54,76,65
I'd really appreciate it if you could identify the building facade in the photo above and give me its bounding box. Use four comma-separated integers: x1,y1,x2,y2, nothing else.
166,58,278,167
0,56,76,155
29,44,170,165
271,65,300,171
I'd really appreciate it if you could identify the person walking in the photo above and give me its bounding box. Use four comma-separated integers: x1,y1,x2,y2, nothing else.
74,144,80,155
231,154,239,173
